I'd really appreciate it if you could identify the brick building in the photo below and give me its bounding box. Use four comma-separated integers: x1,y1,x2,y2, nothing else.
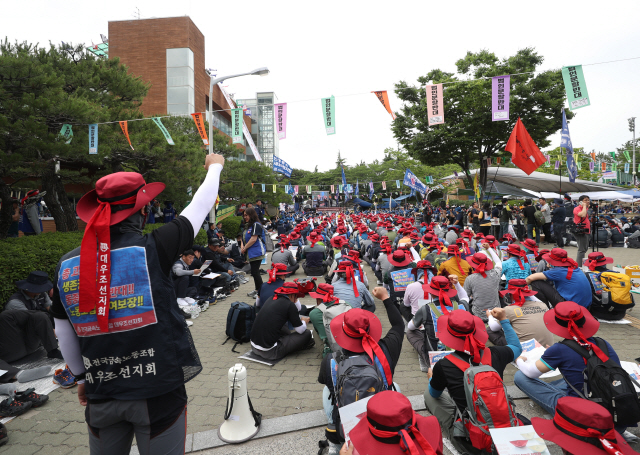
108,16,255,160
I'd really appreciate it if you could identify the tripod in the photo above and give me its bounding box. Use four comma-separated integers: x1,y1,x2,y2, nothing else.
591,204,599,253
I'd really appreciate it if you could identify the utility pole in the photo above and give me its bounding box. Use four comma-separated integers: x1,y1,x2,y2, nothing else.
629,117,636,186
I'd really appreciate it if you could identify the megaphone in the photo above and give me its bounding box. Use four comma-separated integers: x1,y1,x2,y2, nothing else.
217,363,262,443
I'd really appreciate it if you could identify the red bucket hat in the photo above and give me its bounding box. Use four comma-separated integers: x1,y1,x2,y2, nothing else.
500,233,515,243
387,249,413,267
437,310,488,363
272,282,301,300
474,232,485,241
422,276,457,312
329,309,391,384
77,172,165,332
330,235,349,248
350,391,443,455
267,263,289,283
411,260,436,279
484,235,499,248
455,238,472,256
584,252,614,271
532,396,638,455
542,248,578,279
467,253,494,278
446,244,462,257
499,278,537,306
336,261,360,297
544,301,606,359
307,283,338,303
535,248,550,262
293,277,317,295
521,238,539,256
460,229,475,239
307,231,322,247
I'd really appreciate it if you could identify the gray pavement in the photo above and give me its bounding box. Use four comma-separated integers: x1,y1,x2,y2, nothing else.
2,243,640,454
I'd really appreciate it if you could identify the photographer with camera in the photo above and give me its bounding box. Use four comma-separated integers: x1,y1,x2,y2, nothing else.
573,195,591,267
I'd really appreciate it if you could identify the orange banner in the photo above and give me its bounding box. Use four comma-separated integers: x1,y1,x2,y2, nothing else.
372,91,396,120
119,121,134,150
191,113,209,146
591,152,596,161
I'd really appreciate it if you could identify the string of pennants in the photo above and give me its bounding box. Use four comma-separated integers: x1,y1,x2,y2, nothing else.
483,153,639,173
249,177,459,194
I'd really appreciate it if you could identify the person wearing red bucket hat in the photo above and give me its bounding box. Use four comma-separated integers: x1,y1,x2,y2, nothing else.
526,248,592,309
501,243,532,285
48,153,225,453
347,391,443,455
255,263,289,311
583,251,614,272
463,250,503,321
436,245,472,286
307,284,352,357
271,236,300,276
318,287,405,450
424,308,522,454
250,282,314,361
302,230,329,277
332,261,375,312
532,397,639,455
384,250,417,304
400,260,437,322
513,302,628,433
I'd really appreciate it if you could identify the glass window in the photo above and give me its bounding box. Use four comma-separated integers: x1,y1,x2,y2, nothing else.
167,104,194,115
167,67,194,87
167,86,194,105
166,48,194,69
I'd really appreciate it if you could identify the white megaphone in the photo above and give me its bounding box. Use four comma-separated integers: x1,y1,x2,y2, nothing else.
217,363,261,443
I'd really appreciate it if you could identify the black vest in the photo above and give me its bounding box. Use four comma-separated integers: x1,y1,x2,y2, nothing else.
7,291,48,312
56,232,201,400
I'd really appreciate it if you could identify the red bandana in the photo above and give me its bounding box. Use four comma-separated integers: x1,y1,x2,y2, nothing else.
367,413,437,455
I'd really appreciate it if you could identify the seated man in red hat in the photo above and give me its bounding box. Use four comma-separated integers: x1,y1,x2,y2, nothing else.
501,244,531,285
424,308,522,453
332,262,375,312
307,284,351,357
345,391,444,455
486,279,553,347
437,245,472,286
271,237,299,276
407,275,470,372
532,397,639,455
50,153,225,453
302,231,328,277
317,287,404,451
402,260,437,321
514,301,628,433
255,263,289,311
445,226,459,246
455,237,475,261
464,250,503,320
583,251,614,273
384,249,417,304
250,282,314,360
526,248,592,308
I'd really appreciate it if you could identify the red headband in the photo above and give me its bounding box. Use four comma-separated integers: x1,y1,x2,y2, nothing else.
553,411,624,455
366,413,437,455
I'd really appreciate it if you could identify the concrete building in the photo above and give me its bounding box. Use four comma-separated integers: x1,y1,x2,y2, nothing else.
236,92,279,166
107,16,256,160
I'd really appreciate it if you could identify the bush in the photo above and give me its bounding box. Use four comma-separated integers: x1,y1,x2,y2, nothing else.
220,216,243,239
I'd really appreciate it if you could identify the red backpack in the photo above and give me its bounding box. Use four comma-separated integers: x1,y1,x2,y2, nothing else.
448,350,522,452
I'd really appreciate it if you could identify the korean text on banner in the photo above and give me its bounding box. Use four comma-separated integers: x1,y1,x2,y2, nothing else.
88,124,98,155
492,75,510,121
272,156,292,178
321,96,335,135
562,65,590,110
402,169,427,194
191,113,209,146
372,91,396,120
275,103,287,139
119,121,134,150
231,108,243,144
426,84,444,126
60,124,73,144
152,117,175,145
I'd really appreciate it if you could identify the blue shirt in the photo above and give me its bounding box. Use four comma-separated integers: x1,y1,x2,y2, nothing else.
543,268,592,308
502,257,531,283
541,338,620,397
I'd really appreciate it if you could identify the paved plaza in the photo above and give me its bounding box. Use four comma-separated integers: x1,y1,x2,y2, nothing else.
3,244,640,454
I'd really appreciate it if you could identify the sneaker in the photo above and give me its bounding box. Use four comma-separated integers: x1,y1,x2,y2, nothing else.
188,304,200,319
184,297,196,304
14,388,49,408
181,308,192,319
259,269,267,275
177,297,189,307
186,320,194,327
0,397,32,417
247,290,258,298
376,280,383,285
53,366,77,389
198,301,209,312
418,355,430,373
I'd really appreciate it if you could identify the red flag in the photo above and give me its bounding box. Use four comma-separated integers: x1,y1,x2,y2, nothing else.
505,118,546,175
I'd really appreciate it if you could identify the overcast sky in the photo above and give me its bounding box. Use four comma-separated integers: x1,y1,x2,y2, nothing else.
3,0,640,172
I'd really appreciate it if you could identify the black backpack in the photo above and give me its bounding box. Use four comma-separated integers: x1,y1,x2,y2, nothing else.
628,237,640,249
560,338,640,427
222,302,255,353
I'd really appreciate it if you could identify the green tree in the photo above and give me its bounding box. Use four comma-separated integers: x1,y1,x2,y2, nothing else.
393,48,571,191
535,147,602,182
219,160,290,208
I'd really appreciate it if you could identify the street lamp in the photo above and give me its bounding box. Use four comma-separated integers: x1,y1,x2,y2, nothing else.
629,117,636,185
207,67,269,223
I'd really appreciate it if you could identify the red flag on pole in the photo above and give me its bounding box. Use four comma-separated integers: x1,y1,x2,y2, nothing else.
505,118,546,175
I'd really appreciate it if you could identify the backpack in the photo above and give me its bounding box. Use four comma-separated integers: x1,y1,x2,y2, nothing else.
317,301,352,354
628,237,640,249
590,272,636,320
447,350,521,453
560,338,640,427
222,302,256,353
327,352,392,443
534,207,545,227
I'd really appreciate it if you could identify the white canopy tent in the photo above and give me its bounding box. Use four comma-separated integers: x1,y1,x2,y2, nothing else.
568,191,638,202
444,167,622,194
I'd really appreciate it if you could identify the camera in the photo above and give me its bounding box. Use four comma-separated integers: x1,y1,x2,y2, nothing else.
590,202,599,210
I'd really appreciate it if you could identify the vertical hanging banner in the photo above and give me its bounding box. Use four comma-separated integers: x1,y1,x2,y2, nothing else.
544,158,551,168
560,109,578,182
426,84,444,126
231,108,243,144
294,185,299,194
338,184,343,193
624,150,631,162
492,75,510,121
487,158,492,166
372,91,396,120
396,180,400,188
381,181,386,190
601,162,607,171
275,103,287,139
369,182,374,199
625,163,630,173
554,161,560,170
321,96,335,135
561,65,590,110
191,113,209,146
273,184,276,193
355,179,359,195
612,163,617,172
261,184,265,192
60,124,73,144
589,162,594,172
88,124,98,155
330,185,335,193
152,117,175,145
576,161,582,170
590,152,596,161
119,121,134,150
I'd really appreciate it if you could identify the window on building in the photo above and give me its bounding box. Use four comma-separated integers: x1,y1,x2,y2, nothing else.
166,48,195,115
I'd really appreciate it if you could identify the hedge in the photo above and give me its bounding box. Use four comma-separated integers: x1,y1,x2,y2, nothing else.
220,216,243,239
0,223,208,311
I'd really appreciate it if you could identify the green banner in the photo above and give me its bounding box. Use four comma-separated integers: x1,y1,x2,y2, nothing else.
609,151,617,159
576,161,581,170
321,96,335,135
152,117,174,145
60,124,73,144
561,65,590,110
624,150,631,161
216,205,236,222
231,108,243,144
612,163,617,172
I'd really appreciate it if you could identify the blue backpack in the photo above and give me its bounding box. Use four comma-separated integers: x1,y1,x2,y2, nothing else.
222,302,256,353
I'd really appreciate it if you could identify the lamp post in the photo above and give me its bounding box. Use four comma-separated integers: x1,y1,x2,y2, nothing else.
629,117,636,186
207,67,269,224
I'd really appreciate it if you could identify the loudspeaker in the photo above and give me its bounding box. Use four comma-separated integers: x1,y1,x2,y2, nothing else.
218,363,261,443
